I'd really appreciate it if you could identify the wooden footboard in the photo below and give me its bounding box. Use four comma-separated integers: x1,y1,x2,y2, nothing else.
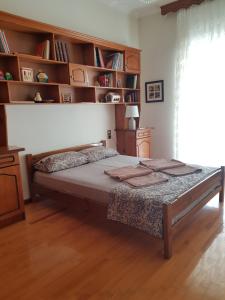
163,166,224,259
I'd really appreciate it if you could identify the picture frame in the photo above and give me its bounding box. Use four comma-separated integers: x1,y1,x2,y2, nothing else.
145,80,164,103
62,92,72,103
21,67,34,82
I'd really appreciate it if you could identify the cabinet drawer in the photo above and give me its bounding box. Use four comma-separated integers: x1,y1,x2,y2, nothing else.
137,129,151,139
0,154,19,168
69,63,89,87
136,137,151,158
125,50,140,73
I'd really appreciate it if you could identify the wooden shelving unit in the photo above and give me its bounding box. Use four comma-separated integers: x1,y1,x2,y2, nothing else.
0,10,142,149
0,10,141,107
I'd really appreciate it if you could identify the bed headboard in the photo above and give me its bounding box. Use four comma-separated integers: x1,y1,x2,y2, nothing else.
26,140,106,186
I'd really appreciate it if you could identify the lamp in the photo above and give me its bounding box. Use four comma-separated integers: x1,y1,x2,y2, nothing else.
125,105,139,130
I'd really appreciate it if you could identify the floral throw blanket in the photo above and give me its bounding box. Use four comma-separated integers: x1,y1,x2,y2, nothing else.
107,167,218,238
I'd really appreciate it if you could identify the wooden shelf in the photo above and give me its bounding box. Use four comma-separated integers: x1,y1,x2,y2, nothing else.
123,88,140,91
7,80,60,86
0,52,15,58
17,53,67,65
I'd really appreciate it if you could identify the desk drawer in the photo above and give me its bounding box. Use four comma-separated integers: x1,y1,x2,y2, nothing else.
0,154,19,168
137,129,151,139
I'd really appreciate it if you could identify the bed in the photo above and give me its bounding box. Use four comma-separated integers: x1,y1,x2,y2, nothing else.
26,141,224,259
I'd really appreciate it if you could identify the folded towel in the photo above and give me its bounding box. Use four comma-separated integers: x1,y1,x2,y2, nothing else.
140,159,185,171
125,172,168,188
161,165,202,176
104,165,152,181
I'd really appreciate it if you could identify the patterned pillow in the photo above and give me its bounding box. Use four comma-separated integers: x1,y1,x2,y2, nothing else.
80,146,118,163
34,151,88,173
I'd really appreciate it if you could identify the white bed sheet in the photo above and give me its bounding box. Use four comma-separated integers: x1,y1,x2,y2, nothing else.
34,155,144,202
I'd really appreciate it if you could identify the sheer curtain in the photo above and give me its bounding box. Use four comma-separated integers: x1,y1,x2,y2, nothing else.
175,0,225,166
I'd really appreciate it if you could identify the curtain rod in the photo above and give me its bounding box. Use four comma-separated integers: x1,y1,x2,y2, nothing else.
161,0,205,15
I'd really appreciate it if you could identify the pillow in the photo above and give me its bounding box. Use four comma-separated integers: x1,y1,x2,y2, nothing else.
34,151,88,173
80,146,118,163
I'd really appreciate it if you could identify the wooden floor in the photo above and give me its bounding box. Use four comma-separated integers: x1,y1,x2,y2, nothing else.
0,196,224,300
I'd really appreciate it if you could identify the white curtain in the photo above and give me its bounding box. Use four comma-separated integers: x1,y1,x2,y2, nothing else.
175,0,225,167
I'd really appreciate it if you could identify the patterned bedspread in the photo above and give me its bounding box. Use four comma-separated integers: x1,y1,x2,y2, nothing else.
107,167,218,238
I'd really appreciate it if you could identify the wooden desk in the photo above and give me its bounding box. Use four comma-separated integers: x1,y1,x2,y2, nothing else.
0,146,25,228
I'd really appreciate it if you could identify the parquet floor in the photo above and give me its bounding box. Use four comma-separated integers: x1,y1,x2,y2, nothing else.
0,196,224,300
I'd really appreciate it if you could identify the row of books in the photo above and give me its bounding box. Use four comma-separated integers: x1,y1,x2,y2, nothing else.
0,29,10,53
125,91,139,103
95,47,105,68
36,40,50,60
95,48,124,71
106,52,123,71
55,40,70,62
126,75,138,89
98,73,113,87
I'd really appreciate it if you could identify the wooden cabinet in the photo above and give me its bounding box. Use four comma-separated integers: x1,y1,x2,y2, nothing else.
0,147,25,228
116,128,151,158
125,50,140,73
69,64,89,87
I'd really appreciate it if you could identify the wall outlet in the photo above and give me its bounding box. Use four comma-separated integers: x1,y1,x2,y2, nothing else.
107,130,112,139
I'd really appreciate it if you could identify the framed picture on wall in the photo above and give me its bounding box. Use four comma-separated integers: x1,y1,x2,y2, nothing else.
145,80,164,103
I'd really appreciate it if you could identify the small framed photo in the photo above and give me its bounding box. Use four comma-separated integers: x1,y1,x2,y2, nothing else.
21,67,34,82
145,80,164,103
62,92,72,103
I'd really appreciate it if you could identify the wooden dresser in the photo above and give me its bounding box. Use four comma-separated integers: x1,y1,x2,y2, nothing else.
0,146,25,228
116,128,151,158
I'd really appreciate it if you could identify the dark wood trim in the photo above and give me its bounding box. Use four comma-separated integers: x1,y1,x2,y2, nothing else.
219,166,225,203
163,203,173,259
161,0,205,15
0,105,8,147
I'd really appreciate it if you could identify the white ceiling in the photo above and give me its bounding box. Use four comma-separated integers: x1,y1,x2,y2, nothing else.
96,0,172,17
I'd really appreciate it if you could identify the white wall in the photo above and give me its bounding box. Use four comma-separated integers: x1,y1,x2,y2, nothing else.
0,0,139,199
6,104,115,198
0,0,139,47
139,13,177,158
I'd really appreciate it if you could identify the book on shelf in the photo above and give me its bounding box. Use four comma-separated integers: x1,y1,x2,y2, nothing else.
43,40,50,59
36,40,50,59
64,43,69,62
0,29,10,54
95,47,105,68
125,91,138,103
126,74,138,89
95,47,100,67
105,52,123,71
54,40,69,62
54,40,60,61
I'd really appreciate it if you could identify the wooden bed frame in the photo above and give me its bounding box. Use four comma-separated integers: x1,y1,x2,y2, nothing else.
26,141,224,259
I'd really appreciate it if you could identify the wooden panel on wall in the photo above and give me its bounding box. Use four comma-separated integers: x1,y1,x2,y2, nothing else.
161,0,205,15
0,105,8,146
0,172,19,215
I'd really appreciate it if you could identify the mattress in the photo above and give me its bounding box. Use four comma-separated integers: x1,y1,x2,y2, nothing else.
34,155,143,203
